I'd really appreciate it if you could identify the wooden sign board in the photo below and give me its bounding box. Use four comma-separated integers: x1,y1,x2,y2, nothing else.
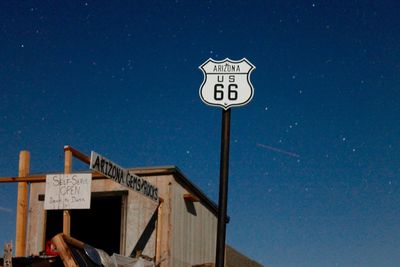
44,173,92,210
90,151,159,202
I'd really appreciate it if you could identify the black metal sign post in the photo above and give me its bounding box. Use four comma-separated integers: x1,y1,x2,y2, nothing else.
199,58,255,267
215,108,231,267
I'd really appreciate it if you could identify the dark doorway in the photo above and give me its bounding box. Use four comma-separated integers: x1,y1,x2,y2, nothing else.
45,191,126,255
45,210,63,241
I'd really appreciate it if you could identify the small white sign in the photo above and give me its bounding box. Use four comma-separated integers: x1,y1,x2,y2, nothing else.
44,173,92,210
199,58,255,110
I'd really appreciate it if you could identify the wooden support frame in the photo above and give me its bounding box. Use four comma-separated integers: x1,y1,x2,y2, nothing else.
184,193,200,202
3,145,167,263
155,198,164,265
0,172,106,183
64,145,90,165
63,149,72,236
15,151,30,257
52,234,78,267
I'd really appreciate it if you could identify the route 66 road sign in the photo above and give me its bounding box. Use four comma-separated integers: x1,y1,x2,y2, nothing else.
199,58,255,110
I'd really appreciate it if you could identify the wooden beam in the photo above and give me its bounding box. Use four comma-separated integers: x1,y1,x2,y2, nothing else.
0,174,46,183
155,198,164,265
15,150,30,257
64,149,72,173
0,172,107,183
64,145,90,165
61,234,85,249
184,193,200,202
51,234,78,267
63,149,72,236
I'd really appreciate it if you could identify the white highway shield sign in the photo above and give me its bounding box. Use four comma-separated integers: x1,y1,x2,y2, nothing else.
199,58,255,110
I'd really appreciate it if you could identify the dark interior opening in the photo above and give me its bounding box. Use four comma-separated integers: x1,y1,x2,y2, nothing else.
45,191,125,255
45,210,63,241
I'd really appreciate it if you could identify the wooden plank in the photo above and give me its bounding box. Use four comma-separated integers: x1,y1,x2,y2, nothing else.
166,179,173,267
51,234,78,267
64,145,90,165
15,150,30,256
61,234,85,249
64,149,72,174
41,208,48,254
184,193,200,202
155,198,164,264
0,173,106,183
63,149,72,236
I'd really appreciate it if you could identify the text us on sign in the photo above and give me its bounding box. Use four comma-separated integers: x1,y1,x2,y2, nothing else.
199,58,255,110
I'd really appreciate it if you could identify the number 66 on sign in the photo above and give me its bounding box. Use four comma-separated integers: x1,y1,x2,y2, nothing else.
199,58,255,110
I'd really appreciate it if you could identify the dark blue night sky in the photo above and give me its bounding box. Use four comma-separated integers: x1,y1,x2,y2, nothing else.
1,1,400,266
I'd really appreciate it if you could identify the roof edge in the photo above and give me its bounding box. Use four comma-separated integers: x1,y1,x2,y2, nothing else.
128,166,219,217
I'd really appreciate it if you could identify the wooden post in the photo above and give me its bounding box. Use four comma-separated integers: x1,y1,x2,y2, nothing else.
15,151,30,256
52,234,78,267
63,149,72,235
4,241,13,267
155,199,164,265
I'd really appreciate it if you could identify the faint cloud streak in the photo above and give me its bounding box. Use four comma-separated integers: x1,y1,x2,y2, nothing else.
257,143,300,158
0,207,13,213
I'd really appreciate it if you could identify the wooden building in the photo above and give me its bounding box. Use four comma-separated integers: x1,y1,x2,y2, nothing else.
1,147,263,267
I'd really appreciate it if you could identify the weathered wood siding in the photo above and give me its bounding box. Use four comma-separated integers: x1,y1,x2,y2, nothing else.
27,177,158,257
26,170,219,267
27,182,46,255
170,180,217,267
143,174,172,267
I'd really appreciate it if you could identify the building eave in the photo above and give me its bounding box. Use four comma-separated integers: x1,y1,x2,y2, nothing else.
128,165,219,217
